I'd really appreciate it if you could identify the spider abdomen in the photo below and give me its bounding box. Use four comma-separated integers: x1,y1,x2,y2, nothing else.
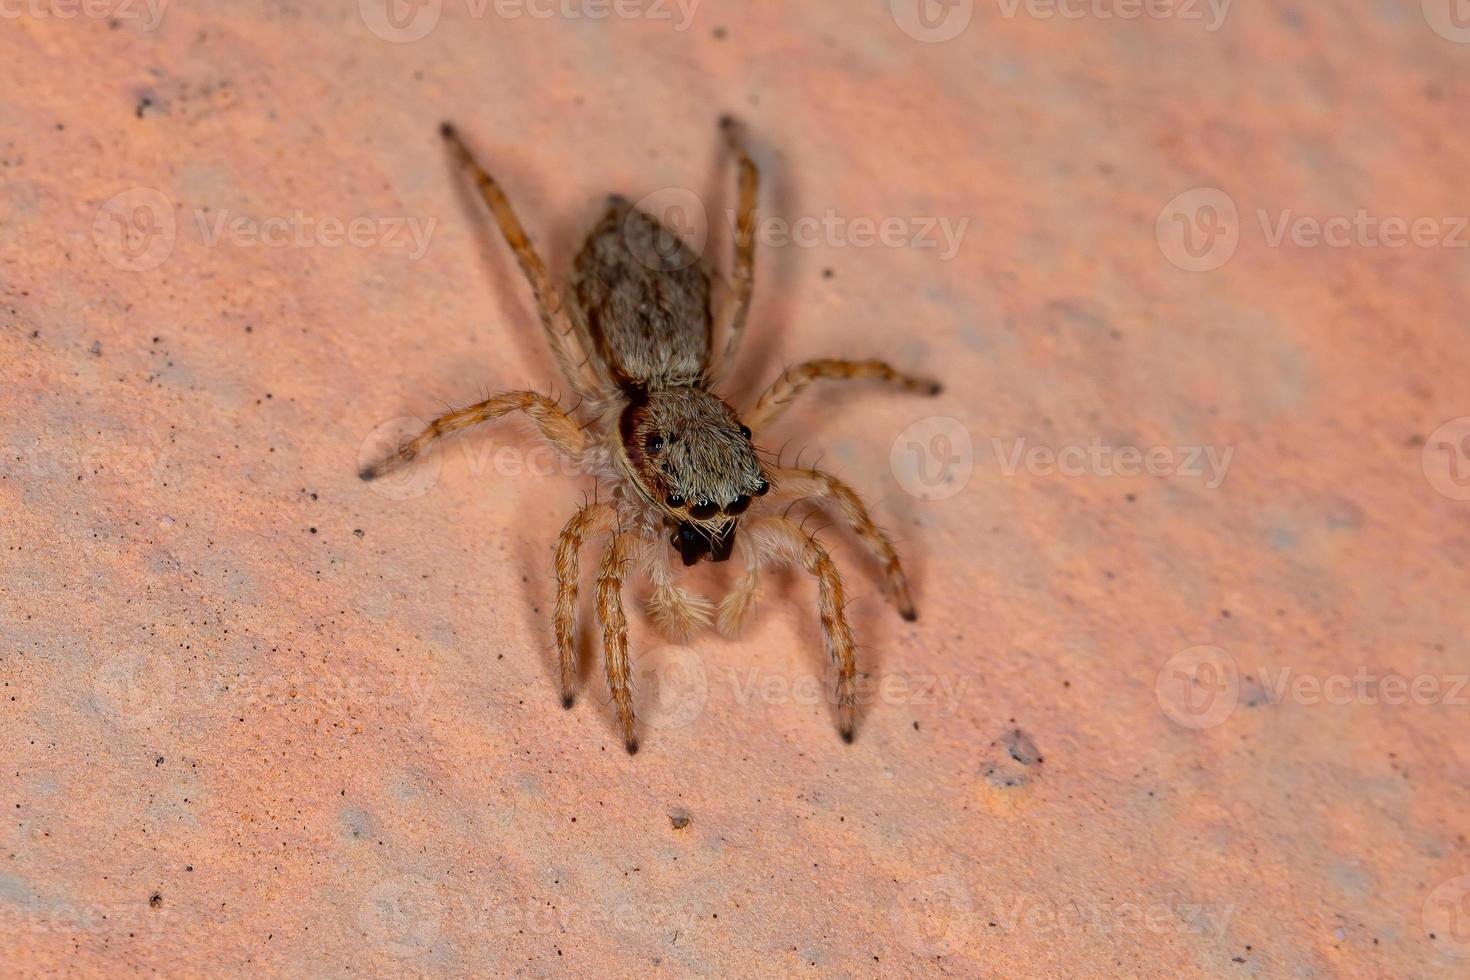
571,200,712,388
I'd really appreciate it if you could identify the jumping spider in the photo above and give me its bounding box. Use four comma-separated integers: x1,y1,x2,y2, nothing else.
362,117,940,753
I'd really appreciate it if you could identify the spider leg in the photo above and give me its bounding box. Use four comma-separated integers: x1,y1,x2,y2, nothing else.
643,539,714,639
769,466,917,621
553,502,617,707
744,359,941,433
740,515,859,742
715,560,762,638
595,530,641,753
440,122,598,395
708,115,759,381
359,390,584,481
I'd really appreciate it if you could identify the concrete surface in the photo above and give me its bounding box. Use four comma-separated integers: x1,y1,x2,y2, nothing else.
3,0,1470,976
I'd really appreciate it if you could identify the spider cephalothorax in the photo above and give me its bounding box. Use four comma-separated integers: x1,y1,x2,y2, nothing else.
617,384,770,564
362,117,940,753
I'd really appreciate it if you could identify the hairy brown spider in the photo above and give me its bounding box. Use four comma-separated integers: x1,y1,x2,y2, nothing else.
361,117,940,753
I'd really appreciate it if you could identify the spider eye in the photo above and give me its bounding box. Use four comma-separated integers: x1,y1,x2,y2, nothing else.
739,425,752,439
726,494,751,515
645,434,664,454
667,494,685,508
754,479,770,496
690,500,719,520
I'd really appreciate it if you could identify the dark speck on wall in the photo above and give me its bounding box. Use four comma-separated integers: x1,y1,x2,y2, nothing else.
1002,728,1043,766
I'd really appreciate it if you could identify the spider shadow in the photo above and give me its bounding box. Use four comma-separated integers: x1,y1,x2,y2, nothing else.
444,139,565,390
440,135,595,702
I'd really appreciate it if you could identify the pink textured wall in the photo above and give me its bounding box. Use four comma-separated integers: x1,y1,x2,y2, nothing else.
3,0,1470,975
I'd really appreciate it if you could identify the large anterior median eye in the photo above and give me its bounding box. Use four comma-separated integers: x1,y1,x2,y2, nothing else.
645,433,664,454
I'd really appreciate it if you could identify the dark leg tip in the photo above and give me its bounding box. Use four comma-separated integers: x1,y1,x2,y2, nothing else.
927,381,943,396
718,114,737,131
358,466,378,482
841,728,854,745
439,121,456,140
625,738,640,755
900,607,918,623
561,694,574,710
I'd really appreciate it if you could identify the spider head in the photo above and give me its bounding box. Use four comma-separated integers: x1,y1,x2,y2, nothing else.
618,384,771,565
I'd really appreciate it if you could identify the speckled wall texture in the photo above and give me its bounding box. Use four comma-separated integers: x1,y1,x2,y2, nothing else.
3,0,1470,976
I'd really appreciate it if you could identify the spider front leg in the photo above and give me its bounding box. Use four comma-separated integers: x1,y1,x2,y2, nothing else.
358,390,583,481
769,466,917,621
553,502,617,708
643,538,714,639
595,530,642,754
440,122,599,395
744,358,941,432
739,515,859,742
709,115,759,381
